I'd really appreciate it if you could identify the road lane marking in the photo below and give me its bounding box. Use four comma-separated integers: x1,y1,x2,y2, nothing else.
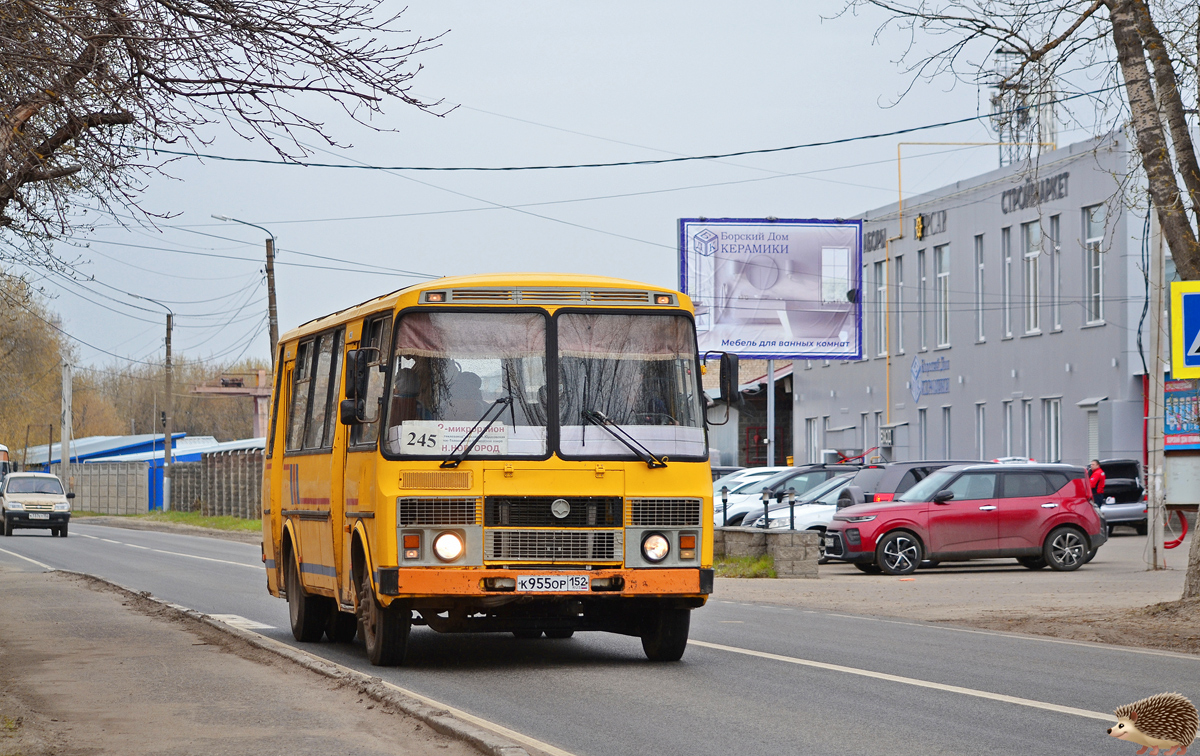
209,614,275,631
726,605,1200,662
0,546,53,571
77,533,259,569
689,639,1113,721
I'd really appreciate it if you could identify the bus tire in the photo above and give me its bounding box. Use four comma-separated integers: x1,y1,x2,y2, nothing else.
326,611,358,643
641,605,690,662
286,553,331,642
360,572,409,666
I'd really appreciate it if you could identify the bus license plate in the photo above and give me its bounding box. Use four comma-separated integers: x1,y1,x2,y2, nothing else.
517,575,589,592
29,513,50,520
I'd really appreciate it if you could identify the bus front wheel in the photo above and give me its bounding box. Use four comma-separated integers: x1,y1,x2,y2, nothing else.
360,572,409,666
641,605,690,662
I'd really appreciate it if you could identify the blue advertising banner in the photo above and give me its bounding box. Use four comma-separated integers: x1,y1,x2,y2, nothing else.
1165,377,1200,450
678,218,863,360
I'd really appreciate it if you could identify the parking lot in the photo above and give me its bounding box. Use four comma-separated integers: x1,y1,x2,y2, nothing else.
716,527,1196,650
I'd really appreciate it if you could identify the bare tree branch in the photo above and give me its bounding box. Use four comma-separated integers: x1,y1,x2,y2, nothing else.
0,0,447,266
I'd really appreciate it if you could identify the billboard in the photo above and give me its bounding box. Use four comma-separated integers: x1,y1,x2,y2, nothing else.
679,218,863,359
1165,377,1200,450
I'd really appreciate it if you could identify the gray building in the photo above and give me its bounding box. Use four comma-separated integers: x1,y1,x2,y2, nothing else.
791,132,1147,467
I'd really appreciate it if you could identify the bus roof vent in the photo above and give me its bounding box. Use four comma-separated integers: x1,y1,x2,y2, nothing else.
518,289,585,303
448,288,515,302
587,290,653,303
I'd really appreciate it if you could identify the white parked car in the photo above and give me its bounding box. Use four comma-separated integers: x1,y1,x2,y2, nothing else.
1,472,73,537
713,466,790,498
714,466,859,527
746,474,854,530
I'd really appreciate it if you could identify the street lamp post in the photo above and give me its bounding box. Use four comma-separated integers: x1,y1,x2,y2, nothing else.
212,215,279,368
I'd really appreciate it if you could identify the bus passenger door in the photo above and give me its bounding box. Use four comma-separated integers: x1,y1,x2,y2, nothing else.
283,330,343,600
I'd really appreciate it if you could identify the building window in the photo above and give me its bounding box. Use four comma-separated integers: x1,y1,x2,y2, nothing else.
821,247,851,304
1022,400,1033,459
863,263,870,351
935,244,950,347
1044,398,1062,463
918,408,927,458
942,406,952,459
1003,400,1013,457
974,235,985,342
875,260,887,357
1084,204,1105,323
1002,226,1013,338
895,255,905,353
1022,219,1041,334
860,412,869,451
1087,409,1100,461
1049,214,1061,330
875,411,884,449
918,249,927,350
975,403,986,460
806,418,819,464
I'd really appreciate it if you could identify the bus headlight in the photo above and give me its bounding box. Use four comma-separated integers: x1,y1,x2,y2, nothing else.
433,532,464,562
642,533,670,563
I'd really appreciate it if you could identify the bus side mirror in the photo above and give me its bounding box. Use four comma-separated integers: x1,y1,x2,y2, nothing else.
719,352,741,406
345,349,371,401
339,399,361,426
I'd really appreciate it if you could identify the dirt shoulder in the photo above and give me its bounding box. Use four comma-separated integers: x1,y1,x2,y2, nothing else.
715,529,1200,656
0,567,481,756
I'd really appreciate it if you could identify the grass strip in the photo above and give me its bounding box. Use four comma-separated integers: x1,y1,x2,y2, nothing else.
714,554,776,579
72,509,260,532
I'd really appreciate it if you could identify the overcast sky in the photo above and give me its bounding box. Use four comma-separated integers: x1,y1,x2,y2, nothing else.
29,1,1114,375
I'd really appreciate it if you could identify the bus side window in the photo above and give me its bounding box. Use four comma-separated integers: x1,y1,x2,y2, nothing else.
303,329,343,450
266,344,285,458
287,340,314,453
351,315,391,447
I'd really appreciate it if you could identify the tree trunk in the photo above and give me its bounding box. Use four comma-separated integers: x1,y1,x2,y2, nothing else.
1108,0,1200,280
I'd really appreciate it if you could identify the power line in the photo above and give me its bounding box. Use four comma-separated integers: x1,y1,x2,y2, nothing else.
129,85,1121,172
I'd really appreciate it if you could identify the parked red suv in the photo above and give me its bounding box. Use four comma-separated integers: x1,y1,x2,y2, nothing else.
823,464,1107,575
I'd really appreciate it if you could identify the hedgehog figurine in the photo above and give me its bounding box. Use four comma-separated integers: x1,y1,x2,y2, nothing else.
1108,693,1198,756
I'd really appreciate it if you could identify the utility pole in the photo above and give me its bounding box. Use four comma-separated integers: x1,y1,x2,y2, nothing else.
1147,209,1166,569
266,236,279,365
60,363,72,490
212,215,278,367
163,313,173,512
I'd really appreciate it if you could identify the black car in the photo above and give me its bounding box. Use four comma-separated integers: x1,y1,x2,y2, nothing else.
718,462,862,526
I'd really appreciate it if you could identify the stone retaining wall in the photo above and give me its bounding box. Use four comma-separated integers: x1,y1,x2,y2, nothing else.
715,527,820,579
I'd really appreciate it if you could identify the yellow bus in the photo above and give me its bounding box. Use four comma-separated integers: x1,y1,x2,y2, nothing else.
262,273,736,665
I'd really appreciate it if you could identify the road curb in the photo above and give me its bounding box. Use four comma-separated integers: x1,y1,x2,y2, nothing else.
61,570,532,756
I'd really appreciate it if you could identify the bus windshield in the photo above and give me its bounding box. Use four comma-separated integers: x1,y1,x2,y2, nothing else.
558,313,705,460
385,312,549,457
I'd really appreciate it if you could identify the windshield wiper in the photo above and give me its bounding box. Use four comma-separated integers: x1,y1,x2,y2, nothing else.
440,397,513,469
581,410,668,469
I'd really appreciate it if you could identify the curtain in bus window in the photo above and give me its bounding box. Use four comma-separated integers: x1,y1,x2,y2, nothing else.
386,312,548,457
287,341,313,452
557,313,705,460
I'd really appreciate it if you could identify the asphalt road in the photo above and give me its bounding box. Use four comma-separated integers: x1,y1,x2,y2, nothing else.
1,522,1196,756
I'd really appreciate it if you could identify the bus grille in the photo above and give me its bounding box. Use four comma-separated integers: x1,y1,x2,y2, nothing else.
485,529,621,562
484,496,622,528
445,288,657,305
629,498,702,526
397,497,478,525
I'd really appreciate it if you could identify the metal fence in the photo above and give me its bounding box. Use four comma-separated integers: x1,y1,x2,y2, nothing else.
51,461,150,515
171,449,263,519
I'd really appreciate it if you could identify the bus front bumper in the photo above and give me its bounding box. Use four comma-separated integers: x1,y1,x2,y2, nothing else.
376,566,713,599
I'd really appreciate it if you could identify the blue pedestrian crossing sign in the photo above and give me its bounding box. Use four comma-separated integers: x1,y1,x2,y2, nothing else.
1170,282,1200,379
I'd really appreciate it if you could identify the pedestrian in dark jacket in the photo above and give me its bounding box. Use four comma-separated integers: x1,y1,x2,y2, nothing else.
1088,459,1106,506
